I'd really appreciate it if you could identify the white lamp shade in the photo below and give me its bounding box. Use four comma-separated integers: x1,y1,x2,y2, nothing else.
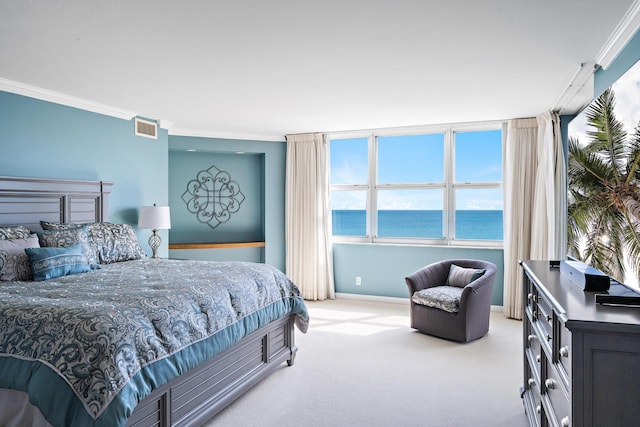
138,206,171,230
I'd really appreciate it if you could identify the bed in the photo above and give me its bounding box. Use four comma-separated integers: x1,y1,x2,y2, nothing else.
0,176,309,427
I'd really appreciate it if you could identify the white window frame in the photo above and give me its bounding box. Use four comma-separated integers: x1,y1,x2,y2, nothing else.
329,120,504,248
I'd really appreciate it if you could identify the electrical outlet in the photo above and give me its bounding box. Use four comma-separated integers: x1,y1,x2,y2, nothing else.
356,276,362,286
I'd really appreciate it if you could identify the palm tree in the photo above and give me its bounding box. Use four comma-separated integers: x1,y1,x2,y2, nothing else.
567,88,640,283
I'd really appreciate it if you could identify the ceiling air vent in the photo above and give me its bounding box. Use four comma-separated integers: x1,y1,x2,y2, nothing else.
135,118,158,139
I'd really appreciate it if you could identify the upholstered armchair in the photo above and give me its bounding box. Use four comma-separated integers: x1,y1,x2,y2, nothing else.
405,259,497,342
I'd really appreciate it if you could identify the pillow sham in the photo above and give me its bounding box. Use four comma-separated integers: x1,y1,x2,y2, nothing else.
445,263,485,288
40,221,78,231
0,236,40,281
89,222,147,263
41,221,147,264
0,225,32,240
41,221,102,262
25,244,92,281
36,225,99,269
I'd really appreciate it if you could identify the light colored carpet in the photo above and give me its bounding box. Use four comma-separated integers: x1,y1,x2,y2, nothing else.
204,298,529,427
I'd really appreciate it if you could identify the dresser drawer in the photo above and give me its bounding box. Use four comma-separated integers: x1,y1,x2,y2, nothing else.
556,322,571,385
524,363,542,427
525,275,537,312
544,358,571,427
525,320,542,380
536,292,554,343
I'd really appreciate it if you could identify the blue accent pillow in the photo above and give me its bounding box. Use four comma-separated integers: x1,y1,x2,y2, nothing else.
25,244,92,281
36,225,100,269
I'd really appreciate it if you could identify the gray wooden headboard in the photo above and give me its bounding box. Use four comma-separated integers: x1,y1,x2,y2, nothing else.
0,176,113,231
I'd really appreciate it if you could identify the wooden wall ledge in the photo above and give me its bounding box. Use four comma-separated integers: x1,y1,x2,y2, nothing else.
169,242,265,250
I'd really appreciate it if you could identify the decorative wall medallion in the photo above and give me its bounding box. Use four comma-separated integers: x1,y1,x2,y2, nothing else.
182,165,245,229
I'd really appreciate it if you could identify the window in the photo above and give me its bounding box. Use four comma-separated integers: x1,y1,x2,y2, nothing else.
329,123,503,246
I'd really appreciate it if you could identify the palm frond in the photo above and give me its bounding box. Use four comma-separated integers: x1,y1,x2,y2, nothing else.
568,138,615,186
584,89,628,183
626,123,640,183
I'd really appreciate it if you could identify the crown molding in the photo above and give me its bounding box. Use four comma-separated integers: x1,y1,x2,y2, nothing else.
168,127,285,142
596,0,640,70
552,61,597,114
0,77,137,121
158,119,174,130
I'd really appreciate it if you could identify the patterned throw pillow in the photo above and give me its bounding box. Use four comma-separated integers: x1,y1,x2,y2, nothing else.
0,236,40,281
445,264,485,288
36,225,99,269
25,244,92,281
41,221,147,264
0,226,32,240
88,223,147,264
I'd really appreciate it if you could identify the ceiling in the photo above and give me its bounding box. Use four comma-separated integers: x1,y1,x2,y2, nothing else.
1,0,639,141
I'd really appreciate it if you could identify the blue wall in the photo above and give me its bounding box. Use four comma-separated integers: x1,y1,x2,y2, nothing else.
169,151,263,243
0,91,170,258
595,28,640,97
168,135,286,270
334,243,505,304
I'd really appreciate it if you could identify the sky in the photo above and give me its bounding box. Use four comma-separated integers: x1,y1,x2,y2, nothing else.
568,59,640,144
330,130,503,211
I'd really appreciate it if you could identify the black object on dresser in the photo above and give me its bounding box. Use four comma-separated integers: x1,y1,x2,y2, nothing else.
520,260,640,427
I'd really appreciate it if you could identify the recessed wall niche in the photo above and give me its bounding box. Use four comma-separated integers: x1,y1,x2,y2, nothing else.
168,151,264,244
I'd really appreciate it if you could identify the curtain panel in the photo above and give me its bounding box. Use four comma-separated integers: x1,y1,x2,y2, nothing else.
531,112,567,260
502,113,566,319
285,133,335,301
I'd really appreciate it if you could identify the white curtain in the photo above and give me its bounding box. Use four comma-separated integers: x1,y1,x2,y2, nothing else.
531,112,567,260
285,133,335,301
502,113,566,319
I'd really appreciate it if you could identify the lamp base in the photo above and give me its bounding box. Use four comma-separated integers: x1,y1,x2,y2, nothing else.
148,229,161,259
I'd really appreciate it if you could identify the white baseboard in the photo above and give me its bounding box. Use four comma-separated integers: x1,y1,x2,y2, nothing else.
336,292,505,312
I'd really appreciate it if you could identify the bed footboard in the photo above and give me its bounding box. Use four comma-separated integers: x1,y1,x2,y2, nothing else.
126,314,297,427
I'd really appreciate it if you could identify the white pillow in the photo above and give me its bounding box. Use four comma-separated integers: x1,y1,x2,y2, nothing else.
0,236,40,281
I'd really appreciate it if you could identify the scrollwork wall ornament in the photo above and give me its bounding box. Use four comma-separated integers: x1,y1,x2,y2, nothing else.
181,165,245,229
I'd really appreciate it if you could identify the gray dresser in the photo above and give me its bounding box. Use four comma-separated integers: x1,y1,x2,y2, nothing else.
520,261,640,427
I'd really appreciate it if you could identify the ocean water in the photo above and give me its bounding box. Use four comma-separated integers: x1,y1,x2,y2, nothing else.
332,210,503,240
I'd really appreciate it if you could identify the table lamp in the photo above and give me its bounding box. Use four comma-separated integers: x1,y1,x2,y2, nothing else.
138,204,171,258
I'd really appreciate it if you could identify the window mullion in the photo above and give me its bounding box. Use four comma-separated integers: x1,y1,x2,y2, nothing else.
453,182,502,189
444,128,455,243
368,133,377,241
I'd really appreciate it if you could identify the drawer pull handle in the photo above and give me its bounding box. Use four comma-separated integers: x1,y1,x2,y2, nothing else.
546,314,552,322
536,355,541,363
561,416,570,427
528,378,536,387
559,346,570,358
547,334,552,342
545,379,556,389
533,311,538,318
528,334,537,342
536,405,541,414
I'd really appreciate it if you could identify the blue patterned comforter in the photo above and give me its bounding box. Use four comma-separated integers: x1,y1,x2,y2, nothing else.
0,259,308,427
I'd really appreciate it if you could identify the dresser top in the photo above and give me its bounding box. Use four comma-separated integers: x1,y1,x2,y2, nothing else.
522,260,640,332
